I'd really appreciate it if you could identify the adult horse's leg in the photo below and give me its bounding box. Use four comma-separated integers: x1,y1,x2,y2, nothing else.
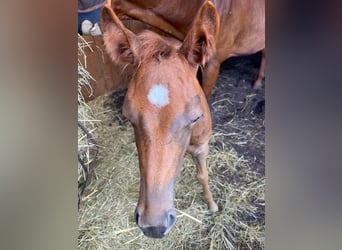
201,58,221,100
188,143,218,212
253,49,265,89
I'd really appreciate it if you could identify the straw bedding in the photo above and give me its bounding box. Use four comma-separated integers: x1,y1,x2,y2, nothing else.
78,34,98,205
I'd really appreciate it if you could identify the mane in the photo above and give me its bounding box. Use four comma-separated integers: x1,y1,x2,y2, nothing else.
136,30,180,62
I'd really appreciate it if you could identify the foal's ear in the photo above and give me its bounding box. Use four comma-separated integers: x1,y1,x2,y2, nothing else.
180,1,219,66
101,6,139,66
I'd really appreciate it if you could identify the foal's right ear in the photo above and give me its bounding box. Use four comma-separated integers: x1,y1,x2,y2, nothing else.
179,1,219,67
101,6,139,66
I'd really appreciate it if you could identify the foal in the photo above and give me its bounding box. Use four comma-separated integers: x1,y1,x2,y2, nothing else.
102,2,219,238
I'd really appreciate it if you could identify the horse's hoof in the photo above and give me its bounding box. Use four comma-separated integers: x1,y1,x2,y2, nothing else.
253,82,262,89
209,202,219,212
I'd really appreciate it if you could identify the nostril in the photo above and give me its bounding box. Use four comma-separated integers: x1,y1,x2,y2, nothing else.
162,210,177,236
167,211,176,228
134,210,140,225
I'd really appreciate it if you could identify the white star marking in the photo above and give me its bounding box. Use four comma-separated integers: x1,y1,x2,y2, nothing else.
147,84,169,107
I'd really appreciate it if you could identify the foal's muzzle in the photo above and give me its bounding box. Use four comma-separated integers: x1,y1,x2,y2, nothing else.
135,209,176,238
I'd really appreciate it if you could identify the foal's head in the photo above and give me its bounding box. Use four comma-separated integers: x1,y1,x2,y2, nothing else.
101,1,219,238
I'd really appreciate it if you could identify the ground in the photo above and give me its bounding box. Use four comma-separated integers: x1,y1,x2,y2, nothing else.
78,52,265,249
210,52,265,175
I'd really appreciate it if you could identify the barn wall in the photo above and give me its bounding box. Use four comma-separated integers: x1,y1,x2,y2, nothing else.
79,35,132,102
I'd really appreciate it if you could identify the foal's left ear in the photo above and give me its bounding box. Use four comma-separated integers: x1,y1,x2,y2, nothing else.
180,1,220,67
101,6,139,66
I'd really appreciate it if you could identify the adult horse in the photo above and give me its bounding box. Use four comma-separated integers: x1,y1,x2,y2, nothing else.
109,0,265,94
101,0,264,238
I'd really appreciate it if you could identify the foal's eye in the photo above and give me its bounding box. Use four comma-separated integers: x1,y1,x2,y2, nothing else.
190,114,203,125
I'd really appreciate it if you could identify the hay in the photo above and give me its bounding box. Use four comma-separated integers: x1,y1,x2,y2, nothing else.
78,90,265,249
78,34,99,206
